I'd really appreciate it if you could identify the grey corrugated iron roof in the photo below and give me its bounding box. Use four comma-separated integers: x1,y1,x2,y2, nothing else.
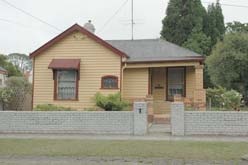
106,39,204,62
0,66,7,72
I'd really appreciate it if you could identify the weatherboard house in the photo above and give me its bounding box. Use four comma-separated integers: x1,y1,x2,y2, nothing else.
30,22,206,118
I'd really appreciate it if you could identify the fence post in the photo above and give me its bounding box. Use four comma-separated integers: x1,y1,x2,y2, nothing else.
133,102,147,135
171,102,185,136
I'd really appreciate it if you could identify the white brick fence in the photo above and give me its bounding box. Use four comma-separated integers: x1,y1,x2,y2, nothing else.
171,102,248,136
0,102,147,135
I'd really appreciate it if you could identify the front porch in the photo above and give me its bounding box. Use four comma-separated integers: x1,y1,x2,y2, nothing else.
122,61,206,123
149,65,205,119
147,65,206,123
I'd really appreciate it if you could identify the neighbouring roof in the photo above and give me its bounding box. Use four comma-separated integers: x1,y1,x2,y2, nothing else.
106,39,204,63
0,66,7,72
29,24,128,58
0,66,7,74
48,59,80,70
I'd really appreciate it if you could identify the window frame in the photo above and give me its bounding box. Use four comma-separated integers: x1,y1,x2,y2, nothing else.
166,67,186,101
53,69,79,101
101,75,119,89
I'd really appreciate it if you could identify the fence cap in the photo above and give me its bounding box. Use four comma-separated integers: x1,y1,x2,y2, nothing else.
133,101,147,104
171,102,184,105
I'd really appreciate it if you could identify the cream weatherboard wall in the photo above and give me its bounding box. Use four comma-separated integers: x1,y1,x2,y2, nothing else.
122,68,149,100
33,31,121,110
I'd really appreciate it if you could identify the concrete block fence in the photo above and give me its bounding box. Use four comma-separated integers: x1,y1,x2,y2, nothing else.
171,102,248,136
0,102,147,135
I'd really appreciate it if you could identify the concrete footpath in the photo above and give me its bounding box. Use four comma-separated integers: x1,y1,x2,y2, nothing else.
0,133,248,142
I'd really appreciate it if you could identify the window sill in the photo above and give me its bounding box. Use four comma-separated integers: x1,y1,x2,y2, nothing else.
54,99,79,101
99,88,120,90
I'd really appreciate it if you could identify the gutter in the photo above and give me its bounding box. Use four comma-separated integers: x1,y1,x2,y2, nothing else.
125,57,205,64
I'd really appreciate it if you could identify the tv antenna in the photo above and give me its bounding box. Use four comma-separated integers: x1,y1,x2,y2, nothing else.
131,0,134,40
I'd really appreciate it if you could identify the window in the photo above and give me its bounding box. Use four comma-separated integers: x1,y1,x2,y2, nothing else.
55,70,78,100
101,76,118,89
167,67,185,101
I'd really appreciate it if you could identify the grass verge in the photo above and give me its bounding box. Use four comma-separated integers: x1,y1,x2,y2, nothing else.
0,139,247,160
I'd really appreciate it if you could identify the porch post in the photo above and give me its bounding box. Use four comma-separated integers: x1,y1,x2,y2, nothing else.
146,68,154,123
193,65,206,110
145,95,153,123
195,65,204,89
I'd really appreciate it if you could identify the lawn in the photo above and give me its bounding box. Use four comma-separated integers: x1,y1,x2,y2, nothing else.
0,139,247,161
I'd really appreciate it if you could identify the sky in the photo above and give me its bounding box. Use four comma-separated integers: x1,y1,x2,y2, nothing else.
0,0,248,55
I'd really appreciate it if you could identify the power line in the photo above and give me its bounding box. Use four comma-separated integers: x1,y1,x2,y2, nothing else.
0,18,20,24
220,3,248,8
0,18,27,27
98,0,129,33
0,18,40,32
0,0,61,32
202,1,248,8
0,18,30,28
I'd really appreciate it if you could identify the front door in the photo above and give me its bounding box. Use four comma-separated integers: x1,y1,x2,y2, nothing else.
151,68,166,100
151,68,171,117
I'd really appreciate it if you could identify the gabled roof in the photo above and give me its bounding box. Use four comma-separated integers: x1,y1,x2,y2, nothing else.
29,24,128,58
106,39,204,63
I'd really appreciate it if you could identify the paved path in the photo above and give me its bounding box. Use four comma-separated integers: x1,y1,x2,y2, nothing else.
0,133,248,142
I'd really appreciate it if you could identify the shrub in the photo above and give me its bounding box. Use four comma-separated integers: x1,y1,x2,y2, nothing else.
0,87,14,110
34,104,75,111
5,76,32,110
207,87,242,110
6,76,31,90
94,92,129,111
222,90,242,110
206,86,226,107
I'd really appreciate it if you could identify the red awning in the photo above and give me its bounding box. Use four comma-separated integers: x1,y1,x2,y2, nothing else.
48,59,80,70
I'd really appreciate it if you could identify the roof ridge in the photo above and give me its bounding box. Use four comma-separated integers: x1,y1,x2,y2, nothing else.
29,23,128,58
106,38,159,41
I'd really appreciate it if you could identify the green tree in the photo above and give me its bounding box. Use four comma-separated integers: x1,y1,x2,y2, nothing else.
202,1,225,88
161,0,207,46
206,32,248,102
182,30,211,55
160,0,225,89
0,54,22,77
226,21,248,33
204,1,225,51
8,53,32,73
